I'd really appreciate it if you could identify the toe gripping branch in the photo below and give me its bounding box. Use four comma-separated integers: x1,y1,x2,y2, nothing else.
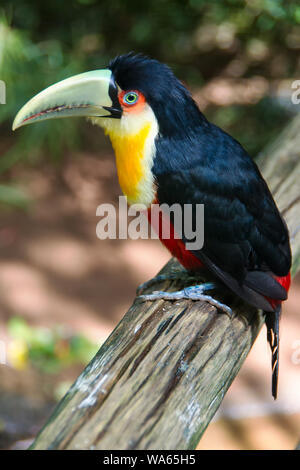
137,271,233,317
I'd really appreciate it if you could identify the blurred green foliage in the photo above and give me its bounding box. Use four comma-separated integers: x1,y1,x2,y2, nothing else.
7,316,99,373
0,0,299,204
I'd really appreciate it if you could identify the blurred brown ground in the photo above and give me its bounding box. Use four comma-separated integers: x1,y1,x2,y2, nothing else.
0,142,299,450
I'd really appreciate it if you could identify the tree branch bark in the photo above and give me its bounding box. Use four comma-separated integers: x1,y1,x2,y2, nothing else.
31,113,300,450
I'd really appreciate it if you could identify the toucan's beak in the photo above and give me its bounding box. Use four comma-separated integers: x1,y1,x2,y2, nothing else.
12,69,121,131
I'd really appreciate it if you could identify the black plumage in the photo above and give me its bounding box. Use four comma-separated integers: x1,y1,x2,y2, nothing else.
110,53,291,308
110,53,292,398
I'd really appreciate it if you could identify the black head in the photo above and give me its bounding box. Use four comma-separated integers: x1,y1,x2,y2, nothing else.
109,53,206,137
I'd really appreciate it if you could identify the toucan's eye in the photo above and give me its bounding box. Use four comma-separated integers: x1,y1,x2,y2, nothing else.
123,91,139,105
118,90,145,112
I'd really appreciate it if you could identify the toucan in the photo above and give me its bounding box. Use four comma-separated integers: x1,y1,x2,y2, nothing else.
13,53,291,399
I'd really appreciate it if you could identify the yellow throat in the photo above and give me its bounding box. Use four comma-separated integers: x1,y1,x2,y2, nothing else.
109,123,152,205
90,105,158,206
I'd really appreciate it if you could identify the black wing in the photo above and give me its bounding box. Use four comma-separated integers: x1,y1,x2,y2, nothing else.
154,123,291,310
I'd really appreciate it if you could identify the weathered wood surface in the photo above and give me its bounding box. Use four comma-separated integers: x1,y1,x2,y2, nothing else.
31,113,300,450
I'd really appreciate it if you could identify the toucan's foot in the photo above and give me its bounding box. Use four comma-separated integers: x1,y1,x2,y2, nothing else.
137,283,233,317
136,271,202,295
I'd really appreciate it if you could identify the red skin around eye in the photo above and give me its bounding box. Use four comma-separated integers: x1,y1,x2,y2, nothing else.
118,90,146,113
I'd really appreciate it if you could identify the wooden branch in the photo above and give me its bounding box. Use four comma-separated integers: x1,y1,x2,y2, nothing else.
31,113,300,450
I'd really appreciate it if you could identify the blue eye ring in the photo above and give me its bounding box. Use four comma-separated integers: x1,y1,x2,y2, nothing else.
123,91,139,105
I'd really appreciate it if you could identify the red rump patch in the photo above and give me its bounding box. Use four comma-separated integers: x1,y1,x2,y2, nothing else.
268,272,291,309
276,271,291,293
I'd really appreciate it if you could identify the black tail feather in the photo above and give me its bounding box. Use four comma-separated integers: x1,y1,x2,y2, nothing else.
265,305,281,400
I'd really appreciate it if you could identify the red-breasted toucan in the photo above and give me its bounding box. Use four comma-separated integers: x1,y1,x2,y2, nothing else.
13,53,291,398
